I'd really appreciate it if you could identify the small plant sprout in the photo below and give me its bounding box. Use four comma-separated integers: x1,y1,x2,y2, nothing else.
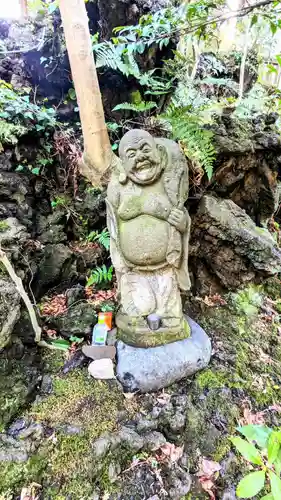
231,425,281,499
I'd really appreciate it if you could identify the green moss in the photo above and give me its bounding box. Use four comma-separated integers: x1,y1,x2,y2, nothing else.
41,349,66,374
0,354,40,430
1,367,124,499
0,448,49,493
0,221,9,232
30,369,122,439
196,369,226,390
212,438,231,461
263,277,281,301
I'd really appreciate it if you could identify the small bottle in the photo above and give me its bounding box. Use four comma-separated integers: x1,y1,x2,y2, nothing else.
92,314,108,346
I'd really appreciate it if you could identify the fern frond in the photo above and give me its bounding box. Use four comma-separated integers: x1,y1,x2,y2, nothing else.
95,229,110,251
162,106,216,180
112,101,157,113
86,265,113,287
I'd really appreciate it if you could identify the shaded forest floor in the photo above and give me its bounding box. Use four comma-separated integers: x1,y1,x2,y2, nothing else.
1,278,281,500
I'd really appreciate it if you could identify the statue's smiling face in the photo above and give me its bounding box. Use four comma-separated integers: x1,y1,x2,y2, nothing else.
119,130,162,185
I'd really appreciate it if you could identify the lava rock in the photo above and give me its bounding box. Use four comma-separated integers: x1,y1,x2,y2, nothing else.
65,284,85,306
47,302,96,337
34,243,77,297
191,195,281,291
40,374,53,394
0,434,28,462
143,431,166,451
61,350,88,374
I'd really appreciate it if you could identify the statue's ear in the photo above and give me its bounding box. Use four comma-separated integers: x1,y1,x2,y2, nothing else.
156,141,168,169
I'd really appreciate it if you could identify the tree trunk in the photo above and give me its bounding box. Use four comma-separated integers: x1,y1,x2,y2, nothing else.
20,0,28,19
59,0,112,185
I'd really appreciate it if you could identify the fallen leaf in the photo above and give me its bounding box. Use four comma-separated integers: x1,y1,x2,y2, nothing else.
156,390,171,405
159,442,183,462
198,477,216,500
269,404,281,413
196,458,221,478
239,406,265,426
41,294,67,316
202,294,227,307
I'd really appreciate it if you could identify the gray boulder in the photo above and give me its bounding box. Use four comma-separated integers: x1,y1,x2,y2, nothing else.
190,195,281,291
116,317,211,393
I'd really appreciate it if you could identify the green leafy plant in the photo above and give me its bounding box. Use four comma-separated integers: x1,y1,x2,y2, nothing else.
112,101,157,113
0,81,56,132
231,425,281,499
86,265,113,287
51,196,68,209
162,104,216,180
100,302,115,312
0,120,27,151
87,229,110,250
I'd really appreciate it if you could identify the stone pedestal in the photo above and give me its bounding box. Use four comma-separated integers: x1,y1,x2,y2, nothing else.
116,317,211,393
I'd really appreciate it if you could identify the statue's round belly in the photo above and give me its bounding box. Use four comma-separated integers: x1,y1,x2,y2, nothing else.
119,216,168,266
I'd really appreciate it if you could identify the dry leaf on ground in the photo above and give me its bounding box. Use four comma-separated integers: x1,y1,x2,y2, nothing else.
41,294,67,316
196,458,221,500
196,458,221,478
159,442,183,462
239,405,265,426
156,390,171,405
198,478,216,500
197,294,227,307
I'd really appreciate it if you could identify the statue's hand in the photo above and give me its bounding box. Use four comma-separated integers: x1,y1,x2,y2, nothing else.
168,208,187,233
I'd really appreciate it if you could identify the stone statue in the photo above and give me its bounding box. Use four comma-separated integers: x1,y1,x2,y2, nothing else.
106,129,192,347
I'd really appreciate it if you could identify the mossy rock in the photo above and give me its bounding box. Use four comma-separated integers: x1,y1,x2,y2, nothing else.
0,345,124,499
0,350,41,431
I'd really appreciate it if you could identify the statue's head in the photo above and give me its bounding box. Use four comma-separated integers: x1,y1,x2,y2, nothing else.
119,129,164,185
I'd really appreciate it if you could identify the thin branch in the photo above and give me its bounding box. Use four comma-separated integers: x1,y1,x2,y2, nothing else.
0,248,41,343
153,0,277,41
238,16,251,103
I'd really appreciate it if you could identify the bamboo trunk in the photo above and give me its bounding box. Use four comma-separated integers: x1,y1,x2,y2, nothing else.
59,0,112,185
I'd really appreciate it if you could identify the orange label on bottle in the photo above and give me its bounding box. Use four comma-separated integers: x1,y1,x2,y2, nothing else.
98,312,112,330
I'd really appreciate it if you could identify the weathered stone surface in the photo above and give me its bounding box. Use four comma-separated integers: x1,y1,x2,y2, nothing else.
0,349,40,427
82,345,116,360
0,278,21,348
107,129,191,347
88,359,115,379
143,431,166,451
33,243,77,297
0,217,29,248
116,317,211,392
0,434,29,462
190,195,281,292
46,302,96,337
